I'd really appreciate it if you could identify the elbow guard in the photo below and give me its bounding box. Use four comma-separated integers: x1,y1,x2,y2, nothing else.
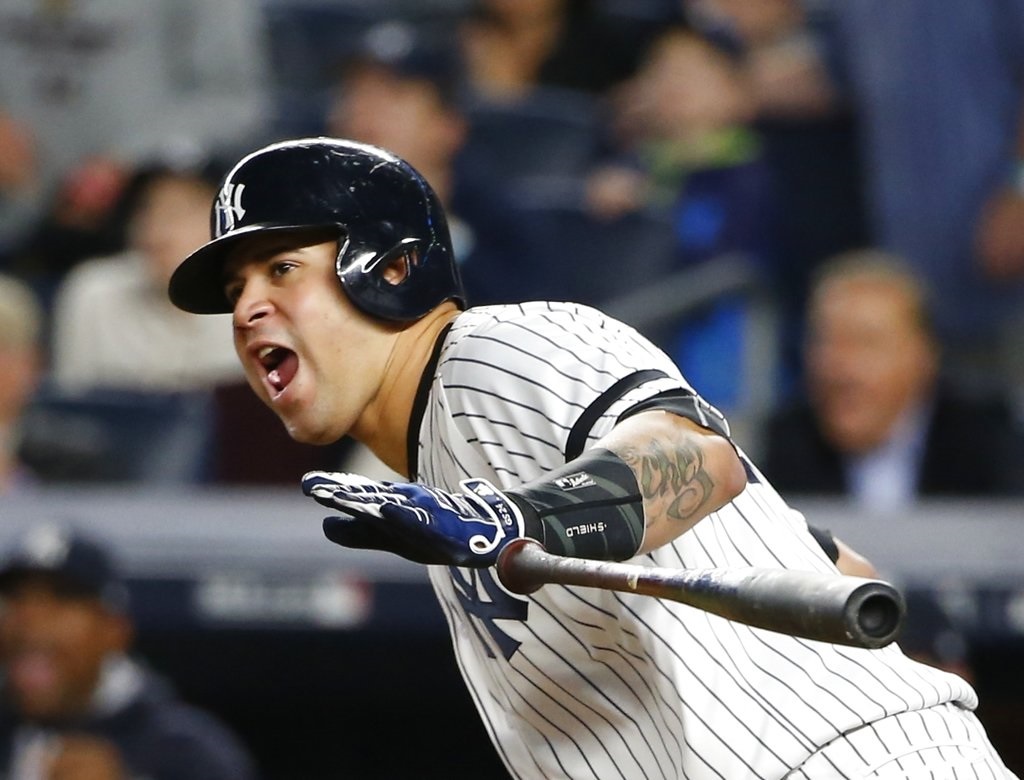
506,448,645,561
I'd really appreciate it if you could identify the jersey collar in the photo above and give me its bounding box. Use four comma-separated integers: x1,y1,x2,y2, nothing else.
405,321,454,480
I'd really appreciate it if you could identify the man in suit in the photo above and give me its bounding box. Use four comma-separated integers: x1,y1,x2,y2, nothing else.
763,248,1024,508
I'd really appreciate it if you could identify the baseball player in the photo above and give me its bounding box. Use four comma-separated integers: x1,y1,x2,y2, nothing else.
169,138,1016,779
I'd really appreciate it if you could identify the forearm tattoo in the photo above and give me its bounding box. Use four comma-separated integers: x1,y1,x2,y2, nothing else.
613,438,716,526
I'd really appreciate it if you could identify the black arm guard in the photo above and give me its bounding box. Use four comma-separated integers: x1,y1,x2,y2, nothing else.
506,448,645,561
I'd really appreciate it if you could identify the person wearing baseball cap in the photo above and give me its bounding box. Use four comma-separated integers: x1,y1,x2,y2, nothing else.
0,525,257,780
0,524,130,615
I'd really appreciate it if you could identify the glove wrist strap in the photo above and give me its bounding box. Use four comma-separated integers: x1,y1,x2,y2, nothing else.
508,448,645,561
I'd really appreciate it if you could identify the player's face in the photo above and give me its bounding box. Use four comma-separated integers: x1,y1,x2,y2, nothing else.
224,232,399,445
805,277,937,453
0,577,128,720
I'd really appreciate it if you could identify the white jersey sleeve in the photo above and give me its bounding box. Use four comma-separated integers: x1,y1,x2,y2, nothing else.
415,301,690,484
412,302,977,780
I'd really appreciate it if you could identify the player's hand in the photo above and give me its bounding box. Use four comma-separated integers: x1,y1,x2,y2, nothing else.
302,472,526,567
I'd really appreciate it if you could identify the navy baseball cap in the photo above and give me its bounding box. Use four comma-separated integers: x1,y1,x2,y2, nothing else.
341,21,463,105
0,525,129,612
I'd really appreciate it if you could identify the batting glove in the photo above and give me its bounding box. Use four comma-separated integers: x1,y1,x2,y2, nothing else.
302,472,527,567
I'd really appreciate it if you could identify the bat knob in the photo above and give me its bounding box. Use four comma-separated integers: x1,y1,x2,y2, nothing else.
496,538,548,595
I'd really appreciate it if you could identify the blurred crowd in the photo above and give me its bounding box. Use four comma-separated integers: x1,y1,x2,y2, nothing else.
2,0,1023,498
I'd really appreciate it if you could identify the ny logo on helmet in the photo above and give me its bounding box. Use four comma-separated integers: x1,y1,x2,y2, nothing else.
215,183,247,234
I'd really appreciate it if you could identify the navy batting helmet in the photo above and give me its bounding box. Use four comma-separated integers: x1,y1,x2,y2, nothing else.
168,137,465,320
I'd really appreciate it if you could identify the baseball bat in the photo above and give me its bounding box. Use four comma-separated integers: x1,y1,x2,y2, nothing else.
496,539,904,649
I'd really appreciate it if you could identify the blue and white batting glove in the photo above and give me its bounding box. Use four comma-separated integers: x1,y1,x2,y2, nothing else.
304,449,648,566
302,472,527,567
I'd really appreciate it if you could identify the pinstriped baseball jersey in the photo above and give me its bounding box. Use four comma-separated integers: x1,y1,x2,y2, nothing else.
412,302,977,780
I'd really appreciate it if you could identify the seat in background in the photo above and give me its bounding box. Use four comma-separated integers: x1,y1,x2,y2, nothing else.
18,386,215,484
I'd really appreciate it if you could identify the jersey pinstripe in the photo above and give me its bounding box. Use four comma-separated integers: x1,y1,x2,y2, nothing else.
413,302,976,780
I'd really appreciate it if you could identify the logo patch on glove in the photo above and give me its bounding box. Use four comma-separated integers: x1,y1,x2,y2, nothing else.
462,478,519,530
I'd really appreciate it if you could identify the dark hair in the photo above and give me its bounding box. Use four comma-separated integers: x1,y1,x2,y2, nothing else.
811,248,938,341
118,154,225,224
335,22,465,109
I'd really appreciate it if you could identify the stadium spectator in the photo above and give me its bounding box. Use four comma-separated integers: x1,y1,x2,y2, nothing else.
0,524,258,779
49,160,241,393
761,249,1024,508
0,274,43,494
585,26,779,412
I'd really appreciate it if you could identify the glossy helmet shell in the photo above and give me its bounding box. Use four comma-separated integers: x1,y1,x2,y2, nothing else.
168,137,464,320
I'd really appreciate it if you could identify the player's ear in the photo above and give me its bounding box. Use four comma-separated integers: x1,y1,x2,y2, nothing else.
381,247,418,286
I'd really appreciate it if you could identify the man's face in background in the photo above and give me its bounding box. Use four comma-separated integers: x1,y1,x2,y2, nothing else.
0,574,130,721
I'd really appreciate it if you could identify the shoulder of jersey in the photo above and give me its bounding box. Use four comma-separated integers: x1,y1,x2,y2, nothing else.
455,301,619,337
441,302,601,379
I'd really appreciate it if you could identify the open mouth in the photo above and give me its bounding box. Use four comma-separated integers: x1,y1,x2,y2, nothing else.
7,650,58,697
258,346,299,395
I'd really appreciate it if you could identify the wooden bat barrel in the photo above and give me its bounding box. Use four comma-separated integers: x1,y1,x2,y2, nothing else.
496,539,905,649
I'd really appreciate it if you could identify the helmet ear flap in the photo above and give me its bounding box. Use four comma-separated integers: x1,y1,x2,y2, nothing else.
335,236,418,294
337,232,444,321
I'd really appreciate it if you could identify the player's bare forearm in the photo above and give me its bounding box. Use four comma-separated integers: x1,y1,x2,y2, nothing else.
600,410,747,553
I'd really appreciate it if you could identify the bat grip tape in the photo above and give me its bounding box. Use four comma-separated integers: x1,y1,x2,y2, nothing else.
506,448,645,561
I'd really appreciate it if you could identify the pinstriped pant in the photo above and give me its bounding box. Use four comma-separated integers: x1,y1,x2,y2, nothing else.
784,703,1018,779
